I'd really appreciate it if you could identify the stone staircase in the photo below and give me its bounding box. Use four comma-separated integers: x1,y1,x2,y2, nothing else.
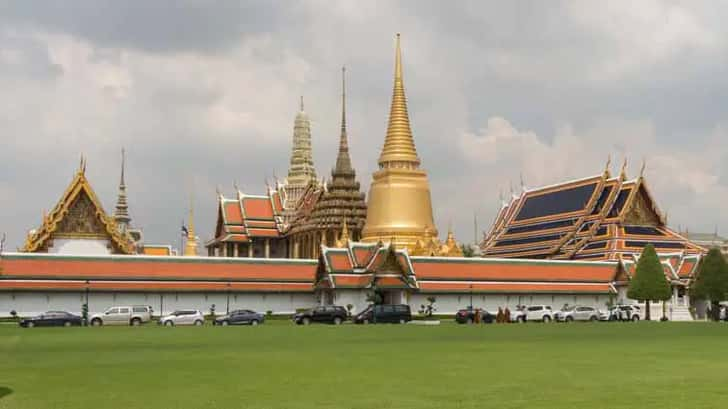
668,305,694,321
642,303,693,321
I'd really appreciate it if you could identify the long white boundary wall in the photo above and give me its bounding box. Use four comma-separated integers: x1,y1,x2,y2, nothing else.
1,290,686,319
0,292,316,317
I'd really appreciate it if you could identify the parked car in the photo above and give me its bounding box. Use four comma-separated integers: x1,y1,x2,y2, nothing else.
293,306,347,325
354,304,412,324
454,307,496,324
510,306,527,323
522,305,554,322
159,310,205,326
19,311,82,328
89,305,153,326
602,305,641,321
555,306,601,322
214,309,265,326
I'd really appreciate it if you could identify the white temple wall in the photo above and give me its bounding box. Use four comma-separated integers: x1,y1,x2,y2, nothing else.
329,289,369,315
409,293,614,315
0,291,316,317
48,239,112,255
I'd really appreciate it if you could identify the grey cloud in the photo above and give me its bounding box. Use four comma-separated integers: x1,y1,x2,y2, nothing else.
2,1,728,250
0,1,287,53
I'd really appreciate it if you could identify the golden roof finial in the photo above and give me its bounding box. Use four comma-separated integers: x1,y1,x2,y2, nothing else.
640,157,646,178
604,154,611,176
300,95,304,112
378,33,420,169
78,154,87,174
620,157,628,180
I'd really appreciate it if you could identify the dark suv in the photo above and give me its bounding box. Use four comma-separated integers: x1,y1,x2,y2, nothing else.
455,308,496,324
354,304,412,324
293,306,348,325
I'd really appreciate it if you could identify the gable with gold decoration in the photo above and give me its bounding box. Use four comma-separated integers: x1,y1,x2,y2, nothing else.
23,159,135,254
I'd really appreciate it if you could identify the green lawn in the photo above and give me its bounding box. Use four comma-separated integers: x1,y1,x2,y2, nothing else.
0,321,726,409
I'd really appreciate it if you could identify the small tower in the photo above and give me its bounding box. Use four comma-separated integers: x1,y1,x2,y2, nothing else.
283,96,318,224
184,197,198,257
113,149,131,234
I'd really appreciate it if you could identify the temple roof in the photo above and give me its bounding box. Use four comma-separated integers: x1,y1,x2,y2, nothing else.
317,242,417,289
0,252,316,292
206,187,285,246
482,166,703,263
316,242,619,294
22,161,135,254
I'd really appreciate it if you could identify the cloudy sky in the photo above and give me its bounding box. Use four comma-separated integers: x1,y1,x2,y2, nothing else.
1,1,727,251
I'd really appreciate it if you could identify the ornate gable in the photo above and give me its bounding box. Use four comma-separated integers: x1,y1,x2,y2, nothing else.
23,162,135,254
55,190,108,237
622,185,661,226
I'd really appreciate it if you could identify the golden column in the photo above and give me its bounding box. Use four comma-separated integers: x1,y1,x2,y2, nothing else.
361,34,438,250
184,198,198,257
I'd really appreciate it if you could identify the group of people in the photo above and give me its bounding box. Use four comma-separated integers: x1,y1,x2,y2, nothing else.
495,306,518,323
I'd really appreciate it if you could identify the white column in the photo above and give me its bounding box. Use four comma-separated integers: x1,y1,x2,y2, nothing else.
233,243,239,258
248,241,254,258
265,239,271,259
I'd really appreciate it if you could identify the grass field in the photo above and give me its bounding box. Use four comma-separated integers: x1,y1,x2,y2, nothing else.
1,321,727,409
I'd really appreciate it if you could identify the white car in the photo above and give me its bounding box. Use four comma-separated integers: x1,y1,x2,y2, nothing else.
89,305,153,326
159,309,205,326
509,307,526,323
614,305,641,321
522,305,554,322
555,306,601,322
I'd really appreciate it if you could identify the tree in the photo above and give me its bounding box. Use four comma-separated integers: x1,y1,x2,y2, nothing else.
462,245,475,258
366,290,383,305
419,296,437,317
691,248,728,321
627,244,671,321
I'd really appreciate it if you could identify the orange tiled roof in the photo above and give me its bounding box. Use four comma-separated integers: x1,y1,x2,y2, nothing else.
0,253,316,283
411,257,618,282
419,281,613,294
223,201,244,224
208,190,284,246
0,279,312,292
243,197,275,219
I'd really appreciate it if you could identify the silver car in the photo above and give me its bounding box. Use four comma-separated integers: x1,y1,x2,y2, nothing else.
159,310,205,326
555,306,601,322
89,305,153,326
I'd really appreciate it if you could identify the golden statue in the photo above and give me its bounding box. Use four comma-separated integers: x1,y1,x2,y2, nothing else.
361,34,438,251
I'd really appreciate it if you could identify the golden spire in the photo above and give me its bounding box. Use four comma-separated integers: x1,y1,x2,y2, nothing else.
361,34,438,251
184,196,198,257
378,33,420,169
336,217,350,248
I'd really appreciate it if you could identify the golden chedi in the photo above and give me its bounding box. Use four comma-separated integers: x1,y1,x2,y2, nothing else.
361,34,438,250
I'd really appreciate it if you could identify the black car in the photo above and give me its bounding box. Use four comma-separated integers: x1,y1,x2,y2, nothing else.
455,308,496,324
214,309,265,326
19,311,83,328
354,304,412,324
293,306,347,325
